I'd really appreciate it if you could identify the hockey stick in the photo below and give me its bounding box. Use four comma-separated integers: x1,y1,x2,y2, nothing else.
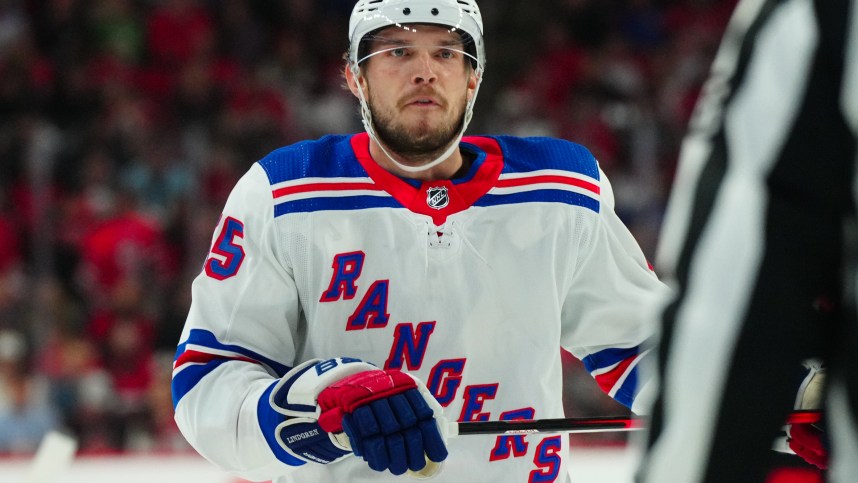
401,411,822,479
447,410,823,436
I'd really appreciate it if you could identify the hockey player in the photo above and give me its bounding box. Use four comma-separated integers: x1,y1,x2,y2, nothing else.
171,1,667,481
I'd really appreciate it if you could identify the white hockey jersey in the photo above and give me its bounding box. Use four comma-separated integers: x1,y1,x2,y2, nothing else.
172,133,666,482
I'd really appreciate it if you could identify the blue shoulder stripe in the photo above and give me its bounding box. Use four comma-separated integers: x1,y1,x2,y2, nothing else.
494,136,599,179
275,195,402,217
258,135,365,184
475,189,599,213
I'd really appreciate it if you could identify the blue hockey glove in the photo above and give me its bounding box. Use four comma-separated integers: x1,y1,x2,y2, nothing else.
317,369,448,476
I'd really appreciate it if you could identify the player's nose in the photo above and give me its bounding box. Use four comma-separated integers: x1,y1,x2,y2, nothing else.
410,50,438,85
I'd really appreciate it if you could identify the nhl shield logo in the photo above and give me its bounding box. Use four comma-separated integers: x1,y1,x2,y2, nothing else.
426,187,449,210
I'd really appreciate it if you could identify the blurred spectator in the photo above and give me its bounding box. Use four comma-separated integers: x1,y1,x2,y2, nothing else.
37,320,116,451
219,66,295,161
86,278,155,402
130,353,190,452
121,134,194,222
619,0,668,50
145,0,214,70
90,0,145,65
75,188,172,309
0,2,28,56
214,0,267,66
0,189,24,310
0,330,59,454
198,142,241,205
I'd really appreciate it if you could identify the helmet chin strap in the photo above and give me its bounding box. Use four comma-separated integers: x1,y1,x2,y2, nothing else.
350,60,483,175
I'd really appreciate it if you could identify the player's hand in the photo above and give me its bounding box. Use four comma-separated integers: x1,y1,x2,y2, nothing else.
263,357,447,476
317,368,448,476
787,366,827,469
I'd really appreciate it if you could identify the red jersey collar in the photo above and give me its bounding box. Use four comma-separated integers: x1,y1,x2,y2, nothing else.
350,132,504,225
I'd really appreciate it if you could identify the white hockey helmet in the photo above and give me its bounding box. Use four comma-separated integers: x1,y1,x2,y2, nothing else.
348,0,485,71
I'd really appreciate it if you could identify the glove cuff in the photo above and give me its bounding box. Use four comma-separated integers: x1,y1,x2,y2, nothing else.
270,358,377,417
260,358,377,466
274,417,351,464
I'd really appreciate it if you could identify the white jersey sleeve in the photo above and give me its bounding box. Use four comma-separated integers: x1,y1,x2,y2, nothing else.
561,167,669,414
172,163,304,480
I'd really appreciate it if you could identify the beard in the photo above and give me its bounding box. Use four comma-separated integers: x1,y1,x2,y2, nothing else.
367,89,468,162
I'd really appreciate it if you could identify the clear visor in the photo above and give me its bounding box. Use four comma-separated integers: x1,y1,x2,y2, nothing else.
355,30,480,69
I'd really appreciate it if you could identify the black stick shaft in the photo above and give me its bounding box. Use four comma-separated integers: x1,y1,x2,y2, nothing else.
452,410,822,436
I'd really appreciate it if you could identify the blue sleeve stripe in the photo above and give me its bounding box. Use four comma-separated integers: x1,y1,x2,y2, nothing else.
171,359,231,409
581,346,641,373
613,366,639,409
174,329,290,377
475,190,599,213
257,381,307,467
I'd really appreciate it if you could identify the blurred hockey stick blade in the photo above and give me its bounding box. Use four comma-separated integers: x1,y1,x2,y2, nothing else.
23,431,78,483
448,410,823,436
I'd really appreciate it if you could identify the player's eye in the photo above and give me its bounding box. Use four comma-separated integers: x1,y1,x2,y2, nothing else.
390,47,408,57
438,49,456,60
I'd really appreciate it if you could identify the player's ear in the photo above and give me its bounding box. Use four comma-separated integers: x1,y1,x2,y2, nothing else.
344,64,364,98
466,70,479,101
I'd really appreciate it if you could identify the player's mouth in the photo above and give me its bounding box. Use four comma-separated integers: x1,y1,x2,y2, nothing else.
405,97,442,108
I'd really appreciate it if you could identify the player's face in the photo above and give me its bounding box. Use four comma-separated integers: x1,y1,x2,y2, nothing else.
357,25,477,157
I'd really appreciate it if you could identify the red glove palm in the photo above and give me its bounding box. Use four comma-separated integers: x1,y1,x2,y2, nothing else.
317,369,417,432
